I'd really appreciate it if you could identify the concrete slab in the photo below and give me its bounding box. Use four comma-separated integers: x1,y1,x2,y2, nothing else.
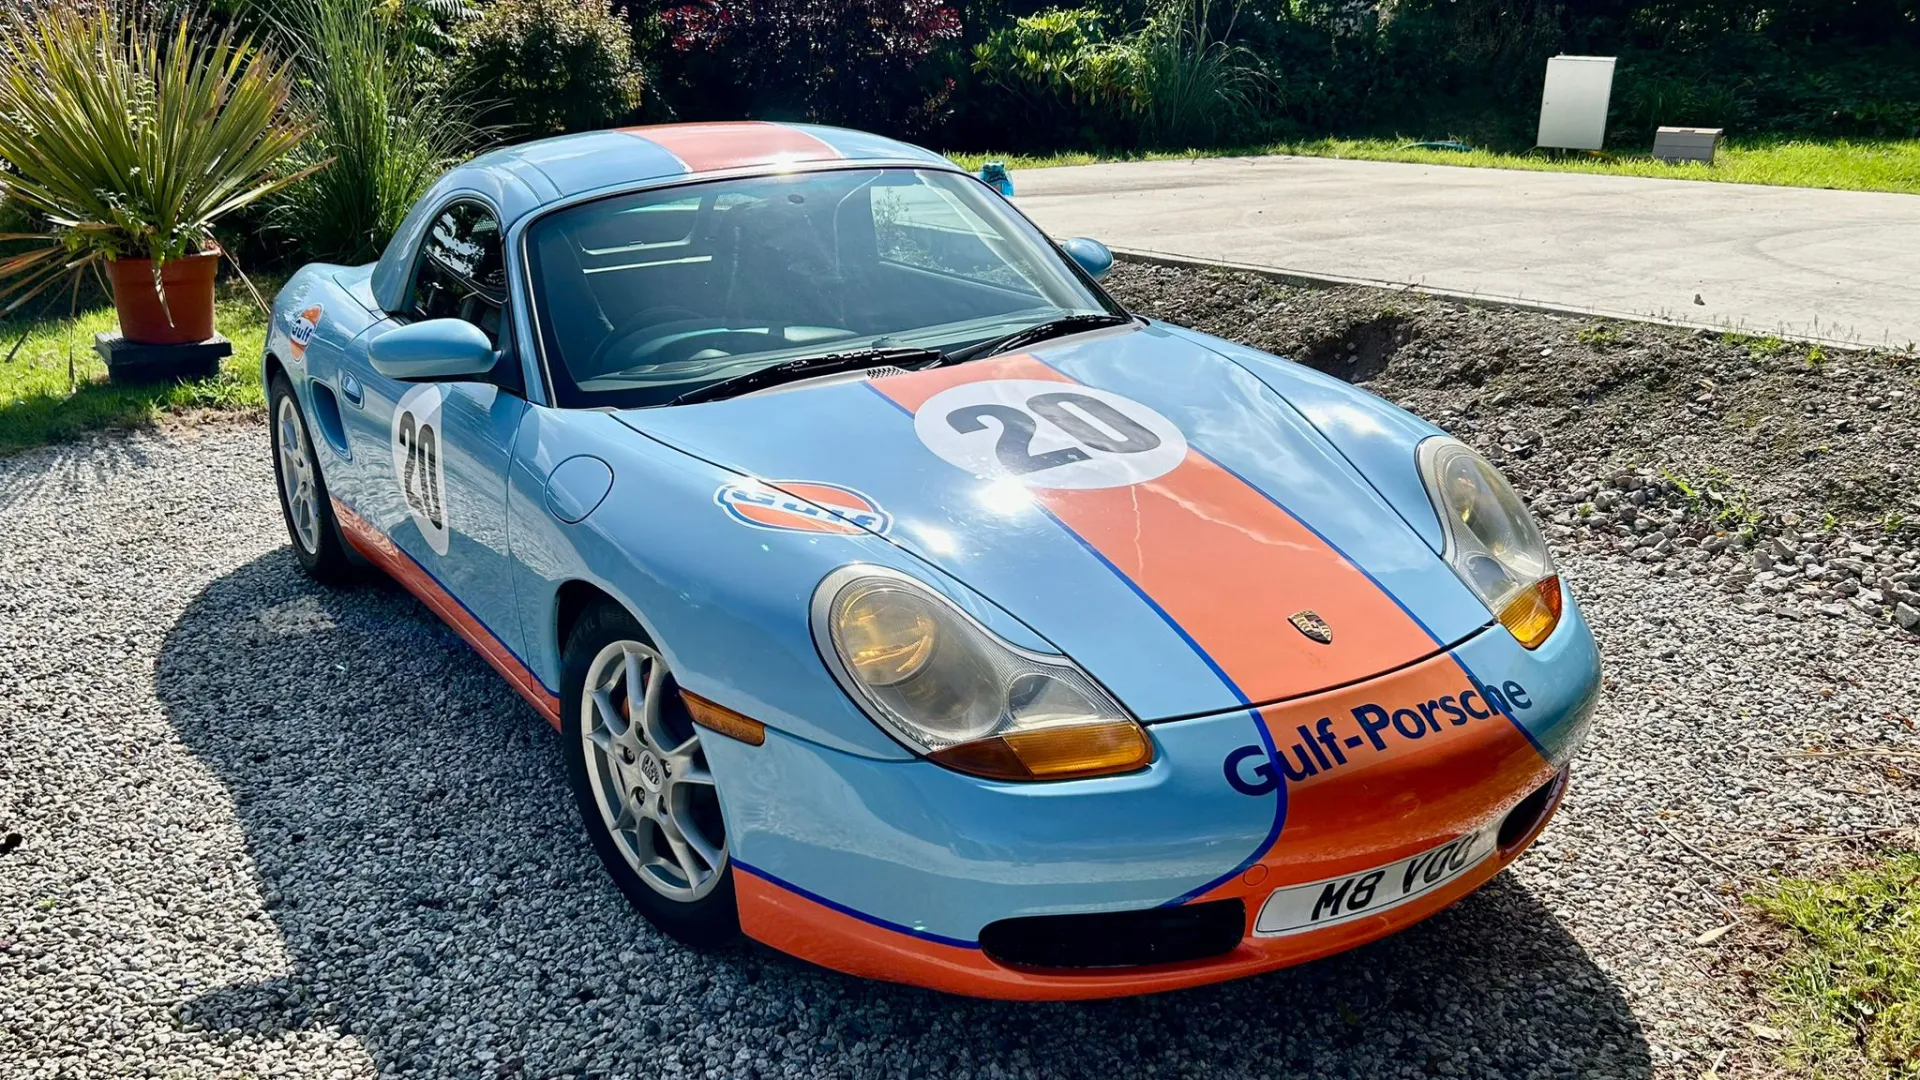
1011,155,1920,351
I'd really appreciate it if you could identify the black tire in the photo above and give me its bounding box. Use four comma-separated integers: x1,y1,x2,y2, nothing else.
561,601,739,947
268,372,354,582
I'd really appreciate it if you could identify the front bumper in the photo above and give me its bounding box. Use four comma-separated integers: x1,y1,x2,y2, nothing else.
703,598,1601,999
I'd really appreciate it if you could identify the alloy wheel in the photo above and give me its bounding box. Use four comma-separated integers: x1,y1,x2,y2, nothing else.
579,639,727,902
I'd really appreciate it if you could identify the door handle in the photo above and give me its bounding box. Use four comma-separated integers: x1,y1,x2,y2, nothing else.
340,372,364,407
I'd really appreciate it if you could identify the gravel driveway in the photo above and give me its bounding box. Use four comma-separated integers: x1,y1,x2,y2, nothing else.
1,304,1915,1077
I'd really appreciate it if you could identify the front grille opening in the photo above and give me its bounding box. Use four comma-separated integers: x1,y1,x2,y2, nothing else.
979,899,1245,971
1498,769,1566,851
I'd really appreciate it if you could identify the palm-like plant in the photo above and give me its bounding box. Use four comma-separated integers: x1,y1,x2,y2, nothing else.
0,0,315,316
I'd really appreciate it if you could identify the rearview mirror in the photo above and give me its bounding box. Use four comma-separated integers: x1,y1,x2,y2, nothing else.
369,318,497,379
1060,237,1114,281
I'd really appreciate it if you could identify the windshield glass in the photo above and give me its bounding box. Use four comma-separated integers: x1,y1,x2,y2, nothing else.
524,167,1120,408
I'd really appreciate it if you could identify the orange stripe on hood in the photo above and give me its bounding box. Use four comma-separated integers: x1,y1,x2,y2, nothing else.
872,352,1554,922
871,353,1439,704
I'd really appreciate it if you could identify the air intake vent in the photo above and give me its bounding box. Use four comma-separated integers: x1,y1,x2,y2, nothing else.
979,899,1246,970
863,366,910,380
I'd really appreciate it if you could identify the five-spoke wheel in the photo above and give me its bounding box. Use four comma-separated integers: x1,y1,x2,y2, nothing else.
580,638,728,902
267,372,351,580
562,601,738,944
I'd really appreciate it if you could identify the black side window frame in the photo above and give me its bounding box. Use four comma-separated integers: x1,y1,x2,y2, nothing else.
400,196,523,395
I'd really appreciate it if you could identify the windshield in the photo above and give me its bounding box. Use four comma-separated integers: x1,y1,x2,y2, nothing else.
523,167,1121,408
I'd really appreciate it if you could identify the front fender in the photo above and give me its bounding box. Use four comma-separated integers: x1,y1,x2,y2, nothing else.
506,407,1055,761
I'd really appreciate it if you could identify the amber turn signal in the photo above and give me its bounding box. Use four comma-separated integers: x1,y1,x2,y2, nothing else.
680,690,766,746
930,719,1153,781
1498,575,1564,650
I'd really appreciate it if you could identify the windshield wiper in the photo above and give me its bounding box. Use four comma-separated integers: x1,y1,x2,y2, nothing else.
933,312,1134,368
670,347,943,406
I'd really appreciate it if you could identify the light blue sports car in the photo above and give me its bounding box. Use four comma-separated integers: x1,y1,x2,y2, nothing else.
266,121,1600,999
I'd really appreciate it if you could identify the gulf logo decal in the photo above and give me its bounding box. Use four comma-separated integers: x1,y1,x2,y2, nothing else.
288,305,322,361
621,122,841,174
716,480,891,536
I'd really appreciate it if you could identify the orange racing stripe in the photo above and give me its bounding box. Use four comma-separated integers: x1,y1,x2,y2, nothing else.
871,352,1439,704
621,122,840,174
729,351,1559,988
333,500,563,728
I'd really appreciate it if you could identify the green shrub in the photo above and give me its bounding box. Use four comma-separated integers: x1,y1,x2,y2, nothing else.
659,0,961,134
268,0,481,264
970,7,1125,146
971,0,1267,149
451,0,646,138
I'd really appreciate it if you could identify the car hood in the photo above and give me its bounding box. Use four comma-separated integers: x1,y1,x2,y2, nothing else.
617,323,1489,721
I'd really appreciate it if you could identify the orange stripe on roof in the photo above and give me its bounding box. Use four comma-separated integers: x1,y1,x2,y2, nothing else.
334,500,562,729
620,122,840,174
872,353,1438,704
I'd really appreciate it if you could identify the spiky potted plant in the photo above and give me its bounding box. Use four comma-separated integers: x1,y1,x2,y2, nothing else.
0,0,314,349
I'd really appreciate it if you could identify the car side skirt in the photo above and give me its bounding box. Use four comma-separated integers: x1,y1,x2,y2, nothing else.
333,498,563,727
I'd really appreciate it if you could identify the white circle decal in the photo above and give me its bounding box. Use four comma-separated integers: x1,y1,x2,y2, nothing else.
913,379,1187,490
391,383,451,555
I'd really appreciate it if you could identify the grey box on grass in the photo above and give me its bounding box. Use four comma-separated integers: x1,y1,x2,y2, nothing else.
1652,127,1724,164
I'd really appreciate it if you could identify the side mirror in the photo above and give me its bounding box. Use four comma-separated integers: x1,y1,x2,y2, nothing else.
369,318,497,379
1060,237,1114,281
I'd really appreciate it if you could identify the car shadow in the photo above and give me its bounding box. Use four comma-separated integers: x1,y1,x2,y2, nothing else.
157,552,1654,1079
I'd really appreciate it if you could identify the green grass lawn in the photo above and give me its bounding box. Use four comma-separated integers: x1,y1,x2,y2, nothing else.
1756,853,1920,1077
949,136,1920,196
0,277,274,456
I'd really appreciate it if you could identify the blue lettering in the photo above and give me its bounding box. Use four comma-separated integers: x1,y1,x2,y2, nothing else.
1224,744,1279,796
1352,704,1392,750
1314,716,1347,765
1439,695,1469,726
1279,742,1319,781
1296,725,1333,771
1504,680,1532,709
1391,708,1426,739
1461,690,1488,719
1473,674,1510,717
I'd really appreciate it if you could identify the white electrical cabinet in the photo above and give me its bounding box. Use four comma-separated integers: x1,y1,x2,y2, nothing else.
1537,55,1617,151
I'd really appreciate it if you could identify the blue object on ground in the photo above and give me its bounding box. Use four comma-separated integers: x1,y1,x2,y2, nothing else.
979,161,1014,197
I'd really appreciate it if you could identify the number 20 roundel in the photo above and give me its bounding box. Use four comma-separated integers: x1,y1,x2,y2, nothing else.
913,379,1187,490
391,384,452,555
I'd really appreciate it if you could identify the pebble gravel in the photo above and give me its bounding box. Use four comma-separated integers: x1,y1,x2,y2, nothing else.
2,287,1916,1078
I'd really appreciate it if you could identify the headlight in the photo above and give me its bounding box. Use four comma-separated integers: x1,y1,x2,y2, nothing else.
813,566,1152,781
1417,437,1564,649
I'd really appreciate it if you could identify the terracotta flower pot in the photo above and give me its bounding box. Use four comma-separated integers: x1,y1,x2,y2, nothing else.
107,251,219,345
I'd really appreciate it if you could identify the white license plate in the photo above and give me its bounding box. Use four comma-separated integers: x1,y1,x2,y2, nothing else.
1253,824,1498,937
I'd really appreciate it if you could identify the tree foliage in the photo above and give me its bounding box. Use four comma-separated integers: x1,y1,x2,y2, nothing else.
452,0,646,137
659,0,963,131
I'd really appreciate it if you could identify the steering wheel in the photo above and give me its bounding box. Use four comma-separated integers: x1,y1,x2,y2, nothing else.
584,305,709,376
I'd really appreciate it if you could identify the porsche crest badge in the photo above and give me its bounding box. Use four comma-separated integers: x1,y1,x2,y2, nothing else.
1289,610,1333,644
